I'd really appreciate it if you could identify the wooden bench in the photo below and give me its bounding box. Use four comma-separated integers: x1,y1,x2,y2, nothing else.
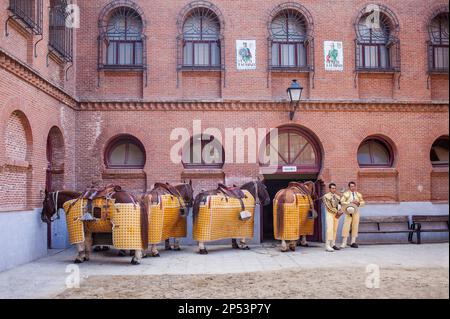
411,215,449,244
357,216,414,243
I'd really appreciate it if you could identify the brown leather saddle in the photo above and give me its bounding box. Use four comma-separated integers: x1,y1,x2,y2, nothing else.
151,183,189,216
217,184,247,212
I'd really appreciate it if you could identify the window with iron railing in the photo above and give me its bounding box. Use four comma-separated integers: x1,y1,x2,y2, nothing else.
8,0,43,35
49,0,73,62
101,7,144,68
182,7,221,69
269,9,312,71
355,11,400,72
428,12,449,73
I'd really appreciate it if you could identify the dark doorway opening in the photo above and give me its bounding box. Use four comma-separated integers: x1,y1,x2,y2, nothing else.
263,176,323,243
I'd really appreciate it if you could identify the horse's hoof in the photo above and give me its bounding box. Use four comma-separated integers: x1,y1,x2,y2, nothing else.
289,246,296,252
84,257,90,262
199,249,208,255
130,251,135,257
74,259,84,264
165,246,173,251
298,243,309,247
118,250,127,257
281,249,289,253
151,253,160,258
173,247,181,251
131,259,140,265
242,246,250,250
142,253,148,259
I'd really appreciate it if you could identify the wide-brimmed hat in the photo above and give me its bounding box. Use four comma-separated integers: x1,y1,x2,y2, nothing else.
342,203,359,215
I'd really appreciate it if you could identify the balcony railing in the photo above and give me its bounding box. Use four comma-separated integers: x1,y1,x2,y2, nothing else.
8,0,43,35
49,1,73,62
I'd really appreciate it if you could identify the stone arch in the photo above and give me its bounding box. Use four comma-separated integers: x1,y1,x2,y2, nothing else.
0,110,33,210
260,123,324,175
98,0,147,34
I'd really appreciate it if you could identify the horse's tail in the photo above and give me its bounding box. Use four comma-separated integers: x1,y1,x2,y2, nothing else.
140,196,149,250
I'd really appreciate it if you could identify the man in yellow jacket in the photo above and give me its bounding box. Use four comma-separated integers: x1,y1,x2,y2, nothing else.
341,181,365,249
323,183,343,252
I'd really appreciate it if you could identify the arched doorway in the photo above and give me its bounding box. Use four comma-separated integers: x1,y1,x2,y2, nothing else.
46,126,65,248
261,125,324,242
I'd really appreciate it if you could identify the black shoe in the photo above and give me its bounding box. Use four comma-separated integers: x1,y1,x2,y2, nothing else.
199,249,208,255
351,243,359,248
332,246,341,251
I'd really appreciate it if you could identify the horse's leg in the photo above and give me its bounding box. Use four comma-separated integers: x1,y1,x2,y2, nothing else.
150,244,160,257
165,239,172,251
238,238,250,250
198,242,208,255
131,250,143,265
173,238,181,251
289,240,296,252
74,242,86,263
84,231,93,261
281,240,288,252
300,235,308,247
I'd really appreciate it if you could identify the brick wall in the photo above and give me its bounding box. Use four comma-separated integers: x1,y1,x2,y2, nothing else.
0,0,448,211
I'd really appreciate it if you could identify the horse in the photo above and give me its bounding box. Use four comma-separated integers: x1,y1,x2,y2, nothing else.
192,180,270,254
134,181,194,263
273,181,317,252
44,184,143,264
41,190,82,224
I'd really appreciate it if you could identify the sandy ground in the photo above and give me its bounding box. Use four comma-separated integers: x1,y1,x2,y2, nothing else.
56,267,449,299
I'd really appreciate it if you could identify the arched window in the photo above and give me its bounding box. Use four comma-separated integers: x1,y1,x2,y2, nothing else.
105,7,143,66
428,11,449,72
105,135,145,169
270,10,308,68
182,135,224,169
355,6,399,71
262,126,321,173
358,138,393,167
430,136,449,167
182,7,221,68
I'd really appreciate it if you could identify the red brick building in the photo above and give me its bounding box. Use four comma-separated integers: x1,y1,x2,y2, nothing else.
0,0,448,270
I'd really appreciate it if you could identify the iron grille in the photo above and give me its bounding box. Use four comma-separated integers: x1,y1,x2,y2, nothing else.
49,0,73,62
8,0,43,35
